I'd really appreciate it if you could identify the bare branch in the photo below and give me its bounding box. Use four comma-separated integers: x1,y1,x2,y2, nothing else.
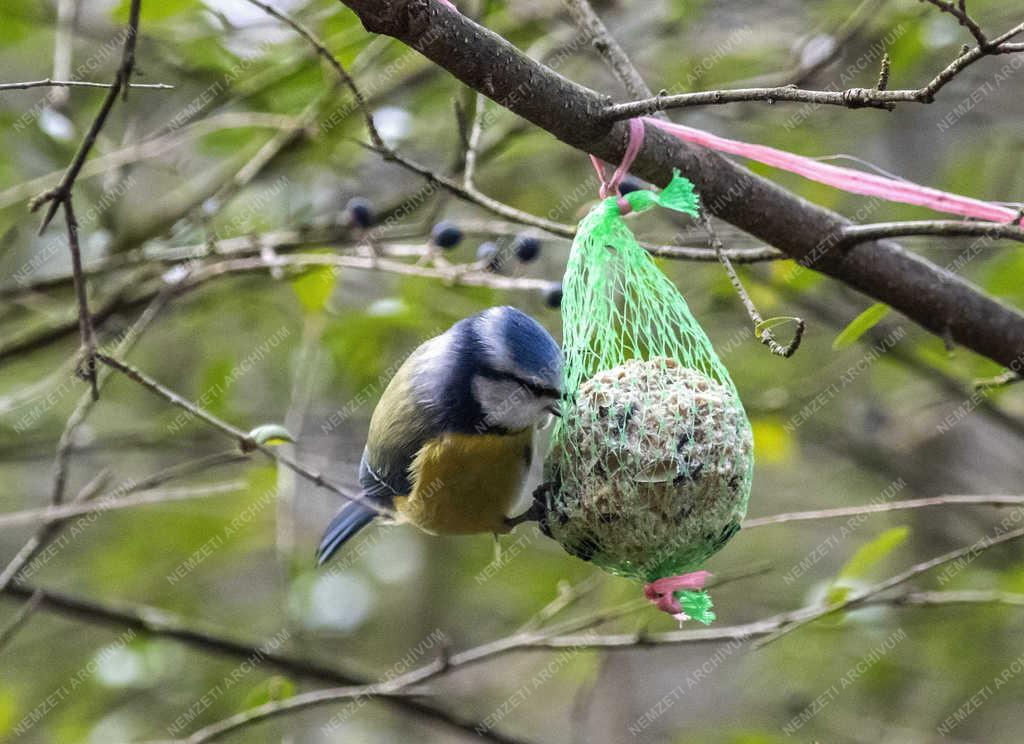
562,0,656,102
0,589,43,654
922,0,989,48
0,481,247,530
840,219,1024,245
0,468,110,592
0,78,172,92
702,212,805,358
62,197,99,400
755,524,1024,647
603,21,1024,119
743,494,1024,529
242,0,385,149
0,583,525,744
29,0,143,232
93,353,395,521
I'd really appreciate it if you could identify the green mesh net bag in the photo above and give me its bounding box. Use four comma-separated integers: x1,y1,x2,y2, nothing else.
541,155,754,624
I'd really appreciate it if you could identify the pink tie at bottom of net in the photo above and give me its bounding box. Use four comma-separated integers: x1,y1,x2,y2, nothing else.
643,570,712,619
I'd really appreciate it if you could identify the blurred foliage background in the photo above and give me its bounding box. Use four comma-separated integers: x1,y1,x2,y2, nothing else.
1,0,1024,742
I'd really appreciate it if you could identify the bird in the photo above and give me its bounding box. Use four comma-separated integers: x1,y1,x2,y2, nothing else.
317,306,564,564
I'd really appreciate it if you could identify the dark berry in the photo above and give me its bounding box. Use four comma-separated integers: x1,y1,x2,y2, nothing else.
544,282,563,308
618,176,645,195
476,241,502,271
346,196,374,228
512,234,541,262
431,220,463,249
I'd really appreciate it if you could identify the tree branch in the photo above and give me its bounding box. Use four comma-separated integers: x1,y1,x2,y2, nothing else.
0,583,531,744
29,0,143,232
338,0,1024,370
93,353,395,520
743,494,1024,529
840,219,1024,245
755,523,1024,647
0,78,172,92
597,13,1024,118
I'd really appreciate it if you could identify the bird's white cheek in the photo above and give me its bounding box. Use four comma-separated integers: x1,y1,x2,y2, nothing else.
472,377,541,431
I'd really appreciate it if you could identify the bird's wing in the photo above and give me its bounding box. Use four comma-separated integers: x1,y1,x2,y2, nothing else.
360,342,441,503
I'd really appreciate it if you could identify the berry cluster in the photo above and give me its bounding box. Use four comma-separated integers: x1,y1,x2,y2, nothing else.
343,197,563,309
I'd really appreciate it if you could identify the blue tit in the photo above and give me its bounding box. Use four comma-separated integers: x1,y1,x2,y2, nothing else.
317,306,563,564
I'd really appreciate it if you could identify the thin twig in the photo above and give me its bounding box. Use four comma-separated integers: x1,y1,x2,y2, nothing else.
0,112,296,212
162,567,772,741
62,196,99,400
743,494,1024,529
251,3,574,240
0,588,43,654
463,93,486,189
0,468,110,592
562,0,657,103
0,286,174,596
703,212,805,357
242,0,384,148
603,21,1024,120
0,79,173,92
30,0,143,232
360,138,575,236
923,0,989,48
537,590,1024,649
50,0,75,108
0,481,247,530
515,574,605,634
93,353,395,520
0,225,783,303
754,524,1024,648
840,220,1024,245
0,583,526,744
178,686,430,744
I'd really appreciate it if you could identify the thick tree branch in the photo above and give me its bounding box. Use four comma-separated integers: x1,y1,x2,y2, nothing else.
338,0,1024,370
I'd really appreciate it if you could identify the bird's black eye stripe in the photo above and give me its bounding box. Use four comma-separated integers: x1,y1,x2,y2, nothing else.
479,368,560,399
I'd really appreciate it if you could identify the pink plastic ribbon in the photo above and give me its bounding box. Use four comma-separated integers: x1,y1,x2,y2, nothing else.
644,117,1020,224
644,570,711,618
590,117,645,213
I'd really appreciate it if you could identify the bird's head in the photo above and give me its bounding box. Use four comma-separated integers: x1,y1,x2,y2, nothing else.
465,306,564,433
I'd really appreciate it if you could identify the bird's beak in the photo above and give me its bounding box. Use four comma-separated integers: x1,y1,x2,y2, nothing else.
545,403,562,417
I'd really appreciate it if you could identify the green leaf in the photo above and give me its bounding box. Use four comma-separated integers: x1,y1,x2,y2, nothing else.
291,266,337,313
836,527,910,583
832,303,891,350
248,424,295,447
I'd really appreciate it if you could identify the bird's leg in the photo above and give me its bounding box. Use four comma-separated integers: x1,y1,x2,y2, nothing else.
503,482,553,530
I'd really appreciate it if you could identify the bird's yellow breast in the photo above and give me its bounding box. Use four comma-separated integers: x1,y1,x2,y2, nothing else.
395,430,533,535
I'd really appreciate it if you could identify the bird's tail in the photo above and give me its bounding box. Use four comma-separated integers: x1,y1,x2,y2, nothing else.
317,501,377,565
